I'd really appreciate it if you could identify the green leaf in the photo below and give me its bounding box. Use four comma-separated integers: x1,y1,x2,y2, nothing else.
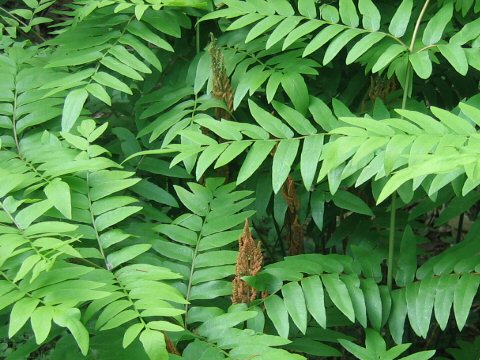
298,0,316,18
434,275,456,330
15,200,53,229
309,97,337,131
123,323,144,348
272,101,316,135
342,275,367,328
389,289,407,344
399,351,436,360
246,15,283,43
127,21,174,52
332,190,373,216
44,180,72,219
437,44,468,75
409,51,432,79
174,185,209,216
248,100,294,138
281,72,309,114
31,306,53,344
272,139,299,193
9,297,40,337
215,141,252,168
339,0,359,27
422,2,453,45
453,273,480,331
53,308,89,356
237,140,276,185
301,276,326,328
338,339,371,360
416,277,437,338
372,44,406,73
264,295,289,338
93,72,132,95
101,56,143,80
346,32,385,64
196,143,229,180
389,0,413,37
86,83,111,105
323,28,363,65
321,274,355,322
303,25,344,57
282,282,307,334
107,244,151,269
395,226,417,287
358,0,381,31
95,206,142,232
283,19,322,50
62,88,88,132
300,134,324,190
140,329,168,360
361,279,382,331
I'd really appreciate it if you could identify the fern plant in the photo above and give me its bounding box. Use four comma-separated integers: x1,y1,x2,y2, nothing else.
0,0,480,359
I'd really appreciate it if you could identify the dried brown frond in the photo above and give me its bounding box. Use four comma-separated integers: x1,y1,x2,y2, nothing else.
209,35,234,119
232,219,263,304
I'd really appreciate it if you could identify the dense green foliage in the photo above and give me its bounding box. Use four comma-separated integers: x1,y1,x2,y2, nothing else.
0,0,480,358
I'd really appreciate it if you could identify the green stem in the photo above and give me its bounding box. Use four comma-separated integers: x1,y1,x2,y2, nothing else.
387,0,431,291
387,193,396,290
196,22,200,54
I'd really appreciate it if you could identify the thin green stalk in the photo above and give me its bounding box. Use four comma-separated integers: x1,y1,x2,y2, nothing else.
387,0,431,291
387,193,396,290
196,22,200,54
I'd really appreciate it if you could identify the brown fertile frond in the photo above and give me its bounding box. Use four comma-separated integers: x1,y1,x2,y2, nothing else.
208,35,234,119
282,176,304,255
232,219,263,304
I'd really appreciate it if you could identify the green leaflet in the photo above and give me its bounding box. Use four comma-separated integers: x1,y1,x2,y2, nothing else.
358,0,381,31
409,51,432,79
272,139,299,193
300,134,324,190
437,44,469,75
346,32,385,64
303,25,344,57
265,295,289,338
139,329,168,360
248,100,294,138
301,276,326,328
339,0,359,27
62,88,88,133
321,273,355,322
422,1,453,45
44,179,72,219
237,140,276,184
453,274,480,331
282,282,307,334
389,0,413,37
